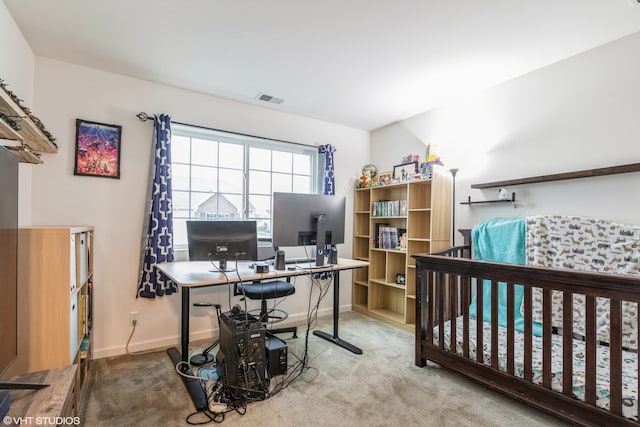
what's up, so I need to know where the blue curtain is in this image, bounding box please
[318,144,336,196]
[137,114,176,298]
[317,144,336,278]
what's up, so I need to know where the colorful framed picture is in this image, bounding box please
[376,171,392,186]
[74,119,122,179]
[393,161,418,181]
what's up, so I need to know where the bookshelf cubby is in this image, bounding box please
[351,168,451,331]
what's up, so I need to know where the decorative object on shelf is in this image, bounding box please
[361,163,377,179]
[393,161,418,181]
[498,187,510,200]
[376,171,392,186]
[74,119,122,179]
[401,154,420,164]
[356,167,375,188]
[395,273,406,285]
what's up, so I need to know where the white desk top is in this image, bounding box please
[155,257,369,288]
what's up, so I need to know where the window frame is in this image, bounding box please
[170,123,321,248]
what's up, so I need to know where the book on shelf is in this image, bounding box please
[372,199,407,217]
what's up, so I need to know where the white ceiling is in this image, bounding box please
[5,0,640,130]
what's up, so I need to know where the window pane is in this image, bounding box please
[219,168,244,193]
[173,218,188,246]
[272,172,292,193]
[272,151,292,173]
[255,219,271,240]
[190,192,215,212]
[248,194,271,218]
[249,170,271,194]
[172,190,191,217]
[218,193,243,218]
[191,165,217,192]
[192,138,217,167]
[171,135,190,164]
[293,153,311,175]
[172,163,191,191]
[219,142,244,169]
[250,147,271,170]
[293,175,311,193]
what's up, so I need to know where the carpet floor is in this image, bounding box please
[79,311,567,427]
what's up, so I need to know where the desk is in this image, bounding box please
[155,257,368,410]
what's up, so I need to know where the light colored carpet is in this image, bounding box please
[79,312,567,426]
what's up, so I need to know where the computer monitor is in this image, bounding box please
[186,220,258,272]
[272,193,345,266]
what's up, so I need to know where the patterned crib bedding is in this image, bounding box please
[434,316,639,420]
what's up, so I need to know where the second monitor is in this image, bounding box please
[186,220,258,272]
[272,192,345,266]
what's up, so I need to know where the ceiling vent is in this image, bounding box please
[256,92,285,105]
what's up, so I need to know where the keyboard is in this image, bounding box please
[249,257,315,268]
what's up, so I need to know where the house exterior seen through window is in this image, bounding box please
[170,124,318,247]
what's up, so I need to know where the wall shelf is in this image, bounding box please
[471,162,640,189]
[461,192,516,205]
[0,82,57,163]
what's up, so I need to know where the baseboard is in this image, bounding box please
[94,305,349,359]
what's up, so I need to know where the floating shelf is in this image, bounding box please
[471,163,640,189]
[461,192,516,205]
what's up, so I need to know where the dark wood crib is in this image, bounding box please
[414,245,640,426]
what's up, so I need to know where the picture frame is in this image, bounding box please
[393,161,418,181]
[74,119,122,179]
[376,171,392,186]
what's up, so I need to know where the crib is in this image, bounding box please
[413,216,640,426]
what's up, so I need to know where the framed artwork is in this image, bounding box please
[74,119,122,179]
[393,161,418,181]
[376,171,392,186]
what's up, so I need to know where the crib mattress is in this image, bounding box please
[433,317,638,420]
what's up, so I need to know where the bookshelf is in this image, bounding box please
[351,168,451,331]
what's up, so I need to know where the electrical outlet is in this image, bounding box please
[129,311,140,326]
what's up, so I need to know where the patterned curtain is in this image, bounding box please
[317,144,336,277]
[137,114,176,298]
[318,144,335,196]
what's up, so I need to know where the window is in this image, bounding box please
[170,123,318,247]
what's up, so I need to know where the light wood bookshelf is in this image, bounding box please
[4,227,93,401]
[351,168,451,332]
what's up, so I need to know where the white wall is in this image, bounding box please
[27,58,369,358]
[372,30,640,244]
[0,2,34,225]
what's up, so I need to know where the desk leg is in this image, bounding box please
[167,286,208,411]
[313,271,363,354]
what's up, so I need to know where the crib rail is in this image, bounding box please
[413,252,640,427]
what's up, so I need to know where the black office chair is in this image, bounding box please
[235,279,297,338]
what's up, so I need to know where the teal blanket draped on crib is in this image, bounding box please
[468,217,538,334]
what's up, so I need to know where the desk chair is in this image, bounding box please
[235,279,297,338]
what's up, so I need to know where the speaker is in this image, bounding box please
[275,250,285,270]
[329,245,338,264]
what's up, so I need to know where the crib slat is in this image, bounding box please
[438,271,445,351]
[449,272,457,354]
[610,298,622,416]
[506,282,515,375]
[524,285,533,383]
[562,291,573,397]
[427,269,433,344]
[477,278,484,364]
[585,295,596,405]
[543,288,552,389]
[462,275,470,359]
[491,280,499,369]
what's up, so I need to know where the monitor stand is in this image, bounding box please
[209,259,236,273]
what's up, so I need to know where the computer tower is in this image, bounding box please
[217,308,267,400]
[265,335,287,377]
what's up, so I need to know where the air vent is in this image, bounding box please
[256,92,285,105]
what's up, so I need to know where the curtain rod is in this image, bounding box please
[135,112,334,151]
